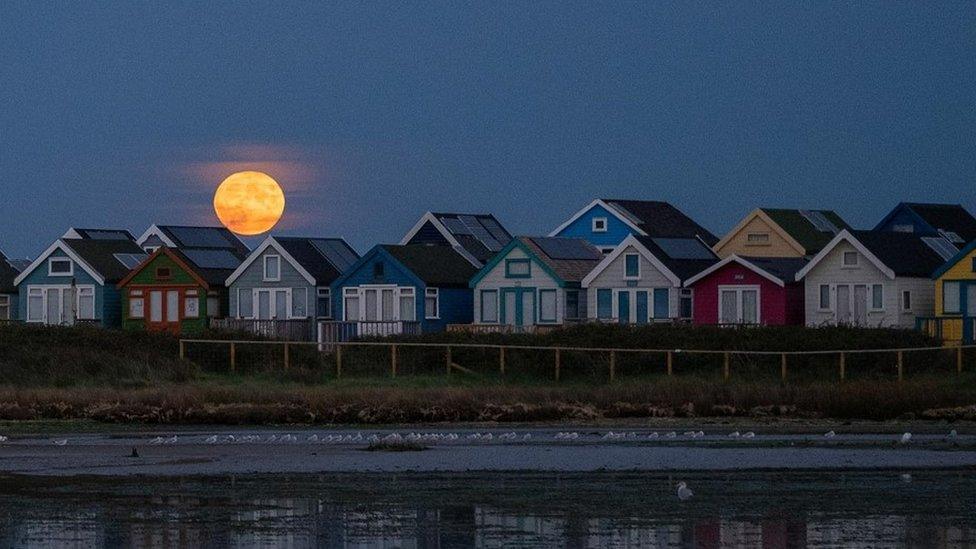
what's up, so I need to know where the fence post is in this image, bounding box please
[839,352,845,381]
[667,351,673,376]
[179,340,185,361]
[554,348,561,381]
[336,345,342,379]
[609,350,616,382]
[283,343,290,371]
[230,342,236,373]
[958,346,963,374]
[780,353,787,381]
[391,344,397,378]
[499,347,506,375]
[446,346,452,375]
[897,350,904,382]
[723,352,730,381]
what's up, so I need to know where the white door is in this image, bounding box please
[166,291,180,322]
[853,285,868,325]
[257,291,272,320]
[741,290,758,324]
[503,291,517,326]
[150,291,163,322]
[274,290,289,319]
[720,290,737,324]
[46,288,61,325]
[836,286,851,324]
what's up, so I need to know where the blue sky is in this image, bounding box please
[1,2,973,258]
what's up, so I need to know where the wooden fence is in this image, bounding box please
[178,338,976,383]
[210,318,315,341]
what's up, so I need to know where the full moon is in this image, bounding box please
[213,171,286,235]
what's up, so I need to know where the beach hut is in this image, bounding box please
[713,208,851,259]
[923,239,976,343]
[684,255,807,326]
[399,211,513,267]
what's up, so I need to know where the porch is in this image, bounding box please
[916,316,976,345]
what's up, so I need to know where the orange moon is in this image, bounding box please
[213,171,285,235]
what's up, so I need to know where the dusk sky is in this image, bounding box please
[1,2,973,259]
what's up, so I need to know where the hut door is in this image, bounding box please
[835,286,851,324]
[852,285,868,325]
[165,290,180,333]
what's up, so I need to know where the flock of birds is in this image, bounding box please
[8,428,958,448]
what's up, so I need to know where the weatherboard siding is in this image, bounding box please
[405,221,451,246]
[584,244,680,319]
[229,246,314,319]
[16,248,112,327]
[553,204,636,249]
[714,215,802,258]
[472,247,570,325]
[802,241,932,328]
[119,253,208,334]
[934,246,976,317]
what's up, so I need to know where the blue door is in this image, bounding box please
[635,291,648,324]
[653,288,669,320]
[618,291,630,324]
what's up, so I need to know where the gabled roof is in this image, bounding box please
[399,211,513,266]
[61,239,148,283]
[225,236,360,287]
[685,255,808,287]
[381,245,479,287]
[931,238,976,279]
[796,230,946,281]
[117,247,211,290]
[549,199,718,245]
[759,209,851,253]
[875,203,976,243]
[137,224,250,259]
[0,250,22,293]
[62,228,136,241]
[582,234,718,287]
[521,237,604,284]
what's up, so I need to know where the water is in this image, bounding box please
[1,470,974,547]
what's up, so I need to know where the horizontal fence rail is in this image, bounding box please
[179,337,976,383]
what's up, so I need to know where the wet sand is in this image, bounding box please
[1,427,975,477]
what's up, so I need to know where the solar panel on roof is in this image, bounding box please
[113,253,146,269]
[651,238,715,260]
[85,230,131,240]
[531,238,599,260]
[459,215,503,252]
[480,218,511,244]
[938,229,965,244]
[167,227,234,248]
[799,211,840,234]
[441,217,472,235]
[922,237,958,261]
[182,249,241,270]
[311,239,358,271]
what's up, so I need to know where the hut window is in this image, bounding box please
[0,296,9,320]
[207,294,219,318]
[971,257,976,272]
[892,224,914,233]
[842,252,858,267]
[156,267,171,280]
[870,284,884,311]
[624,254,640,279]
[27,288,43,321]
[943,281,961,314]
[48,258,73,276]
[592,218,608,232]
[901,290,912,311]
[424,288,439,319]
[819,285,830,310]
[597,289,612,320]
[564,290,580,320]
[317,288,332,319]
[343,288,361,321]
[129,291,144,319]
[480,290,498,323]
[263,255,281,282]
[679,289,693,320]
[538,289,557,323]
[505,259,531,278]
[747,233,770,244]
[400,288,416,321]
[185,290,199,318]
[77,287,95,319]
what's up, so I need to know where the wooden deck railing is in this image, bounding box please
[446,324,558,335]
[210,318,316,341]
[916,316,976,344]
[318,320,422,344]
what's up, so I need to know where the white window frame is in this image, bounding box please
[424,288,439,319]
[184,289,200,318]
[538,288,558,324]
[48,258,73,277]
[253,287,292,320]
[943,281,961,314]
[623,253,640,280]
[343,285,418,322]
[678,288,693,320]
[599,247,615,255]
[480,289,499,323]
[592,217,608,232]
[129,290,145,319]
[263,255,281,282]
[901,290,912,312]
[718,285,761,325]
[143,246,159,254]
[818,284,831,311]
[746,232,770,245]
[842,251,858,267]
[25,284,96,324]
[317,288,332,319]
[870,284,884,312]
[0,295,10,320]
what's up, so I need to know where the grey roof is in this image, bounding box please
[738,256,810,284]
[65,228,136,241]
[274,237,360,285]
[414,212,513,264]
[0,250,21,294]
[603,199,719,246]
[759,209,852,254]
[156,225,250,259]
[903,203,976,243]
[634,236,719,281]
[382,245,479,287]
[523,237,604,284]
[851,230,947,278]
[61,239,147,283]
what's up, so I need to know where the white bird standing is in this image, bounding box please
[665,432,677,439]
[728,431,740,438]
[676,482,694,501]
[0,435,8,443]
[648,432,659,440]
[204,435,219,444]
[742,431,755,439]
[900,432,912,444]
[824,431,836,439]
[164,435,178,445]
[52,439,67,446]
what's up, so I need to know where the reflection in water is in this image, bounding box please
[0,471,974,547]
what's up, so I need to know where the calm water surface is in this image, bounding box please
[0,470,974,548]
